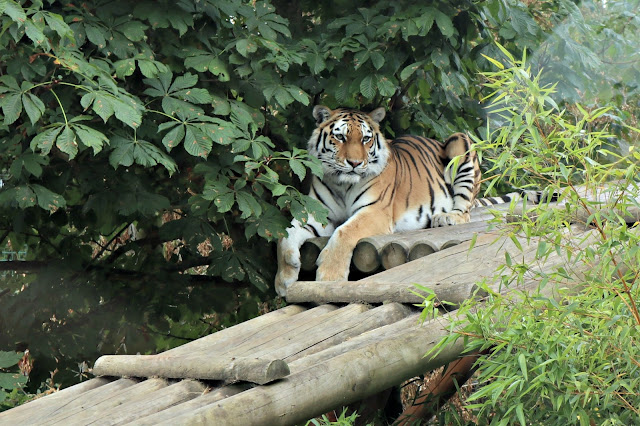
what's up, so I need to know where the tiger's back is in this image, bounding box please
[378,134,481,231]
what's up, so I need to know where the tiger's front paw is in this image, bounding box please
[431,211,470,227]
[275,239,301,297]
[315,245,350,281]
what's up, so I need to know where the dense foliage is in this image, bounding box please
[429,49,640,425]
[0,0,638,416]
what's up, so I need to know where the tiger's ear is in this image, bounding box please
[313,105,332,125]
[368,107,386,123]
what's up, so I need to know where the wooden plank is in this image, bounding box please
[286,280,481,305]
[184,304,341,359]
[153,312,466,426]
[164,304,307,357]
[288,312,423,374]
[93,355,289,385]
[56,378,169,426]
[27,378,142,425]
[300,219,499,275]
[133,383,253,425]
[255,303,412,363]
[133,304,412,424]
[87,379,206,426]
[287,226,594,305]
[0,377,112,424]
[157,227,603,425]
[357,227,591,290]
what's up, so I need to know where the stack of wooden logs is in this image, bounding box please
[300,204,510,274]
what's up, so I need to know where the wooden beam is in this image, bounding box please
[92,355,289,385]
[0,377,112,424]
[164,304,307,357]
[285,280,483,305]
[300,220,498,275]
[152,311,468,426]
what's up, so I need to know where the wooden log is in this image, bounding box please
[302,220,497,274]
[255,303,412,363]
[288,313,423,374]
[380,241,410,270]
[300,237,328,271]
[352,237,383,273]
[507,203,640,225]
[408,240,437,261]
[134,383,253,425]
[88,379,206,426]
[92,355,289,385]
[156,312,467,426]
[186,304,344,359]
[47,378,169,426]
[287,225,595,305]
[286,280,483,305]
[164,304,307,357]
[0,377,112,424]
[27,378,149,425]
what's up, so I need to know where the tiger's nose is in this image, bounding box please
[347,159,363,168]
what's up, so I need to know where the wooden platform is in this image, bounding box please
[0,205,597,425]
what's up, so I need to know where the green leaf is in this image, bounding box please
[184,53,230,81]
[85,24,107,48]
[73,124,109,154]
[110,96,142,128]
[22,93,45,125]
[0,351,21,369]
[1,92,22,125]
[24,19,47,46]
[114,59,136,79]
[360,75,376,99]
[518,353,528,381]
[162,124,185,151]
[434,11,454,38]
[203,182,234,213]
[135,140,177,173]
[377,75,396,97]
[31,184,66,211]
[56,126,78,158]
[15,185,36,208]
[236,191,262,219]
[109,140,134,168]
[289,159,306,181]
[285,86,310,106]
[370,51,385,70]
[118,21,148,41]
[43,12,73,39]
[236,38,258,57]
[30,125,63,155]
[20,153,46,177]
[169,73,198,92]
[2,0,26,25]
[183,126,211,157]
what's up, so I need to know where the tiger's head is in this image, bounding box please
[308,105,389,185]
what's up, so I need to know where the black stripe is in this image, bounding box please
[305,224,320,237]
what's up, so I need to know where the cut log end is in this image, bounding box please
[353,240,381,273]
[300,237,328,271]
[381,242,409,270]
[408,242,436,261]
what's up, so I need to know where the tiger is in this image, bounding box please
[274,105,489,297]
[274,105,562,296]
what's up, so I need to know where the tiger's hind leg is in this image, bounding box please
[432,133,480,227]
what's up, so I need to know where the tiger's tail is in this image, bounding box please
[472,189,559,209]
